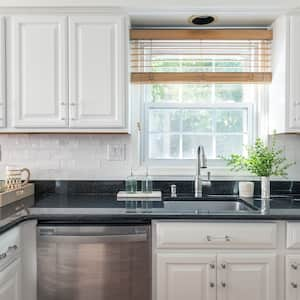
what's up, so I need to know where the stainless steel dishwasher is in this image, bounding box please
[37,225,151,300]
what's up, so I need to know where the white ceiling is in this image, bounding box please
[0,0,298,10]
[130,11,279,27]
[0,0,299,27]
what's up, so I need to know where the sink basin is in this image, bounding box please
[163,200,256,213]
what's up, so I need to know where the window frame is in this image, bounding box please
[140,84,258,168]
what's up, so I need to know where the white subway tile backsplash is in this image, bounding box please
[0,133,299,180]
[0,134,133,179]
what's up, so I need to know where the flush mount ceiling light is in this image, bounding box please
[188,15,216,25]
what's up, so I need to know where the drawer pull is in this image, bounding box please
[0,244,18,260]
[206,235,231,242]
[291,264,298,270]
[291,282,298,289]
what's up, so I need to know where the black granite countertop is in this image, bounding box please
[2,191,300,234]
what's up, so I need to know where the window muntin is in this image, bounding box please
[143,83,256,164]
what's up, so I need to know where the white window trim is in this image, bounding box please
[130,84,269,178]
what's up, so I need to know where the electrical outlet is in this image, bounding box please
[107,144,126,161]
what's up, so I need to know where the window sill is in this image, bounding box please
[134,166,295,181]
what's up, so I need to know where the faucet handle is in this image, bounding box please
[207,171,211,181]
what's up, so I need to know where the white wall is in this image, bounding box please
[0,133,299,180]
[0,0,297,10]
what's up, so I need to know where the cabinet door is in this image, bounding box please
[11,16,68,128]
[156,252,216,300]
[218,253,276,300]
[0,258,22,300]
[69,15,127,129]
[289,15,300,130]
[286,255,300,300]
[0,17,5,128]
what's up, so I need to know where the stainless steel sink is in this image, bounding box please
[163,200,256,213]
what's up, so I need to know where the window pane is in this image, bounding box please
[216,110,246,133]
[149,110,181,132]
[182,110,213,132]
[151,84,181,103]
[215,84,243,103]
[182,85,212,103]
[149,134,180,159]
[216,135,244,157]
[151,84,212,103]
[183,135,213,159]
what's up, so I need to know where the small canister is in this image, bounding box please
[238,181,254,198]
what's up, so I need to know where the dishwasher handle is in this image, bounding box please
[38,228,148,243]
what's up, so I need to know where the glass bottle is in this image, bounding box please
[141,168,153,193]
[125,168,137,194]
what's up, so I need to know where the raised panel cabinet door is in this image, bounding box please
[0,17,5,128]
[11,16,68,128]
[0,258,22,300]
[217,253,276,300]
[289,15,300,130]
[286,255,300,300]
[156,253,216,300]
[69,15,128,129]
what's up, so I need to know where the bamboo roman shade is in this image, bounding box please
[130,29,272,84]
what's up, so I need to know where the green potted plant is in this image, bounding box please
[223,136,295,199]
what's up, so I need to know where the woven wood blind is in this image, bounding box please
[130,29,272,84]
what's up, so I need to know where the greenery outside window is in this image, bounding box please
[141,83,260,166]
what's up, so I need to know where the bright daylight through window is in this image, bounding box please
[143,83,258,162]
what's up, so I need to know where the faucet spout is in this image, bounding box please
[197,145,207,174]
[195,145,210,198]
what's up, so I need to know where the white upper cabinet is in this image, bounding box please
[5,12,129,132]
[69,15,127,129]
[10,16,68,128]
[270,14,300,133]
[0,17,5,128]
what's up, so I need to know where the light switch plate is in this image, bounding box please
[107,144,126,161]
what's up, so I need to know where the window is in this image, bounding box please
[142,83,260,165]
[131,29,272,167]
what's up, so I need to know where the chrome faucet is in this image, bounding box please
[194,145,211,198]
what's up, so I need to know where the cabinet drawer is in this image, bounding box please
[0,226,20,258]
[286,222,300,249]
[155,222,277,249]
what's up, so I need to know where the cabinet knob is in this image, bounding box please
[210,264,215,269]
[221,264,226,269]
[291,282,298,289]
[221,282,226,288]
[210,282,215,288]
[291,264,298,270]
[70,103,76,106]
[60,102,66,106]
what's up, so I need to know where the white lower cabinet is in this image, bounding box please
[156,253,216,300]
[217,254,276,300]
[154,222,278,300]
[155,252,276,300]
[0,258,22,300]
[0,220,37,300]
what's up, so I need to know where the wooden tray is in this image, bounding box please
[0,184,34,208]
